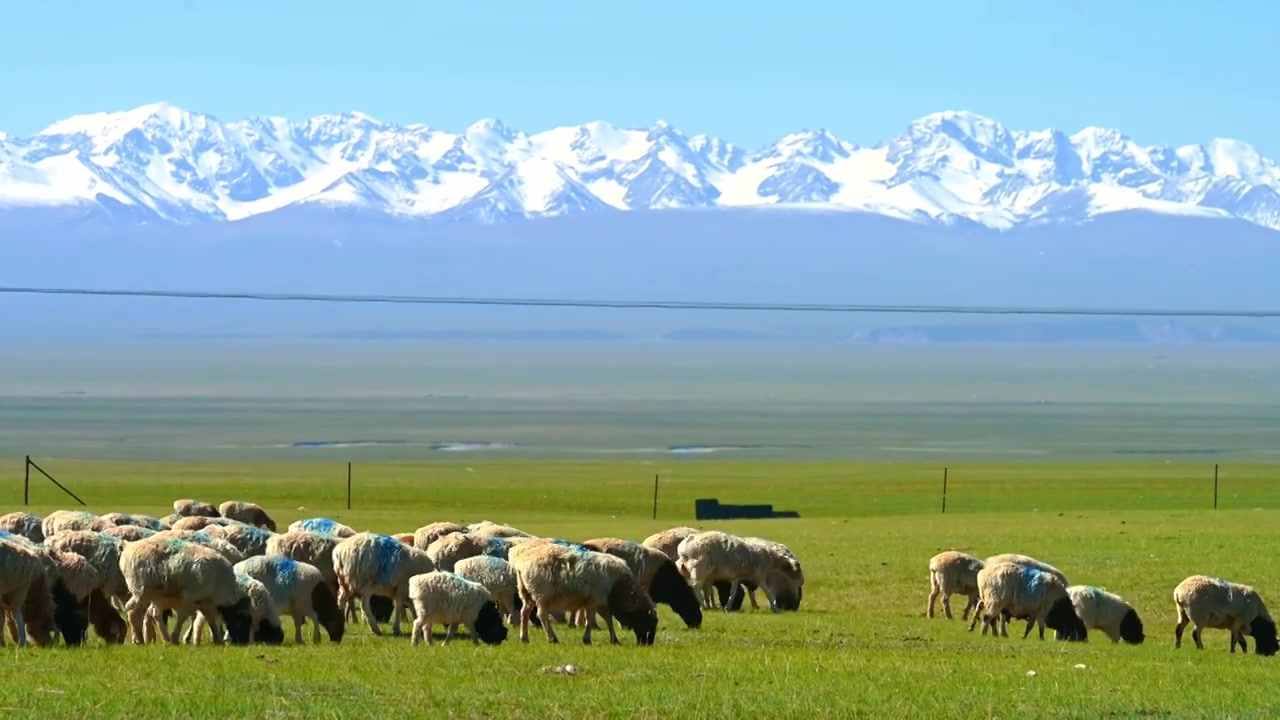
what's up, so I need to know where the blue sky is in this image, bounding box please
[3,0,1276,154]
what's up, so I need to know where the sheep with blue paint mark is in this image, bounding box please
[968,552,1070,631]
[453,555,521,624]
[119,536,254,645]
[217,500,277,531]
[675,531,802,613]
[1174,575,1278,655]
[508,538,658,646]
[264,529,391,625]
[927,551,985,620]
[413,522,469,550]
[972,560,1087,641]
[150,529,247,565]
[582,537,703,629]
[4,534,126,646]
[408,570,509,646]
[172,499,221,518]
[0,537,82,647]
[183,574,284,645]
[0,512,45,543]
[427,532,526,571]
[218,523,276,558]
[101,525,157,543]
[289,518,357,539]
[42,510,99,539]
[1065,585,1144,644]
[91,513,170,532]
[232,555,345,644]
[333,531,437,636]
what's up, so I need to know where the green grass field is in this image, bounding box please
[5,458,1280,719]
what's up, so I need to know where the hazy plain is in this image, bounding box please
[3,340,1279,462]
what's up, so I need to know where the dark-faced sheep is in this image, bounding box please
[408,571,509,646]
[973,561,1087,641]
[676,531,802,612]
[581,536,703,629]
[0,537,83,647]
[183,574,285,646]
[1174,575,1278,656]
[1065,585,1144,645]
[119,536,254,646]
[333,532,436,636]
[927,551,985,620]
[218,501,277,531]
[508,539,658,646]
[233,555,344,644]
[266,529,393,626]
[453,555,521,625]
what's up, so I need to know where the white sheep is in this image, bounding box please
[44,530,131,611]
[218,500,278,531]
[408,570,509,646]
[100,525,158,543]
[182,574,285,645]
[0,512,45,543]
[641,526,702,560]
[218,523,276,558]
[1066,585,1145,644]
[170,516,243,533]
[972,560,1087,641]
[453,555,521,624]
[41,510,98,539]
[581,536,704,629]
[466,521,533,539]
[332,531,436,636]
[94,513,170,532]
[232,555,345,644]
[508,539,658,645]
[149,529,246,565]
[675,531,802,612]
[969,552,1069,629]
[289,518,357,538]
[172,499,221,518]
[0,537,82,647]
[118,536,255,645]
[427,532,525,571]
[927,550,985,620]
[1174,575,1278,655]
[413,522,469,550]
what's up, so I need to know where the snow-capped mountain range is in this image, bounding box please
[2,101,1280,231]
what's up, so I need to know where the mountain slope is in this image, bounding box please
[2,104,1278,231]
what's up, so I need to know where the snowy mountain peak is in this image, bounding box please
[4,102,1280,232]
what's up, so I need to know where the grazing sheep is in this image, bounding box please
[44,530,130,609]
[232,556,345,644]
[332,532,436,636]
[641,526,702,560]
[972,561,1087,641]
[0,512,45,543]
[581,537,703,629]
[184,574,285,645]
[676,531,802,612]
[150,530,246,565]
[467,521,533,539]
[0,538,83,647]
[413,522,469,550]
[170,516,243,533]
[1174,575,1278,655]
[266,529,393,626]
[42,510,98,539]
[100,525,157,543]
[427,532,521,571]
[392,533,415,545]
[289,518,357,539]
[94,513,170,532]
[119,536,254,645]
[984,553,1068,585]
[927,551,985,620]
[454,555,521,624]
[408,571,509,646]
[1065,585,1145,645]
[44,549,127,645]
[217,523,276,558]
[217,501,277,531]
[172,499,221,518]
[508,539,658,646]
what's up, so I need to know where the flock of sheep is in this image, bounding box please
[0,500,804,649]
[927,550,1279,655]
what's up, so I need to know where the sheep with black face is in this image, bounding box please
[119,536,254,646]
[0,534,85,647]
[233,555,345,644]
[333,532,436,636]
[508,538,658,646]
[676,531,802,613]
[1174,575,1278,656]
[973,560,1087,642]
[1063,585,1144,645]
[581,537,703,629]
[408,570,509,646]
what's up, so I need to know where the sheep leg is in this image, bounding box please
[962,593,978,621]
[968,602,984,631]
[1234,630,1248,653]
[125,597,148,645]
[539,607,559,643]
[601,610,622,645]
[467,621,482,646]
[168,609,193,645]
[359,594,383,636]
[1174,610,1190,648]
[391,591,408,636]
[410,616,430,646]
[442,623,456,646]
[1191,624,1205,650]
[3,613,16,645]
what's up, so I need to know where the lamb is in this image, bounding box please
[172,499,221,518]
[927,551,985,620]
[408,571,509,646]
[675,531,802,612]
[217,523,276,558]
[100,525,158,543]
[118,536,254,645]
[217,500,278,531]
[508,539,658,645]
[232,555,345,644]
[0,512,45,543]
[266,529,393,625]
[0,537,83,647]
[1066,585,1145,644]
[453,555,521,624]
[93,513,170,532]
[289,518,357,538]
[581,537,703,629]
[413,522,469,550]
[1173,575,1278,655]
[971,560,1087,641]
[41,510,98,538]
[332,531,436,636]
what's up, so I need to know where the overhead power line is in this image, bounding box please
[0,285,1277,318]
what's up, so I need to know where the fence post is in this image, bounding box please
[1213,463,1219,510]
[346,462,352,510]
[652,474,660,520]
[23,455,30,506]
[941,467,949,514]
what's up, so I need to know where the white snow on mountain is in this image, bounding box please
[2,102,1279,231]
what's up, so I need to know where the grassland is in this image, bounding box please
[4,458,1280,719]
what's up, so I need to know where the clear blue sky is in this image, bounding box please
[3,0,1277,154]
